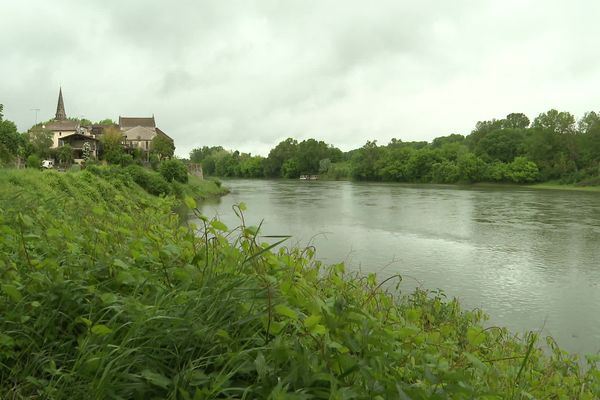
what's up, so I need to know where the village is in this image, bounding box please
[38,88,175,168]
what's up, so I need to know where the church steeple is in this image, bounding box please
[55,87,66,120]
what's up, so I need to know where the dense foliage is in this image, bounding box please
[0,170,598,398]
[190,109,600,185]
[159,159,189,184]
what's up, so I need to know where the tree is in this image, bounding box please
[532,109,576,134]
[97,118,116,125]
[57,144,74,165]
[264,138,298,177]
[502,113,530,129]
[506,157,539,183]
[0,105,20,165]
[26,128,53,158]
[431,134,465,148]
[100,127,124,164]
[577,111,600,134]
[475,129,526,162]
[457,153,486,182]
[159,159,188,183]
[151,135,175,160]
[26,154,41,169]
[351,141,382,180]
[190,146,224,164]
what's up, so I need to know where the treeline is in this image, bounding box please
[190,109,600,185]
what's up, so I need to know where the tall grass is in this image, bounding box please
[0,169,598,399]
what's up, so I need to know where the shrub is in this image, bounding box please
[125,164,171,196]
[26,154,41,169]
[506,157,540,183]
[159,159,188,183]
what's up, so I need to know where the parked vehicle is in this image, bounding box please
[42,160,54,169]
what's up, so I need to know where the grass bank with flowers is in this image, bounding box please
[0,169,598,399]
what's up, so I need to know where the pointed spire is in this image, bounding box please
[55,87,66,120]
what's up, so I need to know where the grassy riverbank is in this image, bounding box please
[0,169,598,398]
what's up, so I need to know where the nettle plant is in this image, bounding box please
[0,170,598,399]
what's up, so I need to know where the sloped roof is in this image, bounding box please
[156,127,173,141]
[123,125,156,141]
[45,119,79,131]
[119,116,156,130]
[60,133,99,142]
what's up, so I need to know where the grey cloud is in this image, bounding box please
[2,1,600,158]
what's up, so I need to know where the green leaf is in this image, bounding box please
[466,327,485,347]
[184,196,197,209]
[141,369,171,389]
[464,351,487,371]
[215,329,230,339]
[405,308,421,323]
[2,284,22,302]
[274,304,298,320]
[91,324,113,336]
[255,353,267,378]
[116,271,136,285]
[310,324,328,336]
[113,259,130,270]
[210,220,228,232]
[304,314,321,329]
[76,317,92,327]
[238,202,247,211]
[0,333,15,348]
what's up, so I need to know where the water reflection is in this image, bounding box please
[199,179,600,356]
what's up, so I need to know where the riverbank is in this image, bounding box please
[216,175,600,193]
[527,182,600,192]
[0,170,598,398]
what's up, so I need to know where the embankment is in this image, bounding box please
[0,169,597,398]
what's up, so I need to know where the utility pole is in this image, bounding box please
[30,108,40,125]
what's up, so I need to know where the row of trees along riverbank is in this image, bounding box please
[190,109,600,185]
[0,168,598,397]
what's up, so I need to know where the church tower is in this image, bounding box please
[55,87,66,120]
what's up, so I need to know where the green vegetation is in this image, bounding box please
[190,109,600,187]
[0,169,598,398]
[83,164,227,199]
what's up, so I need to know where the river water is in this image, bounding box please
[199,179,600,356]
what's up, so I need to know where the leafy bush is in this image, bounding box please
[506,157,540,183]
[159,159,188,183]
[124,164,171,196]
[26,154,40,169]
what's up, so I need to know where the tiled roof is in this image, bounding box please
[156,127,173,141]
[119,116,156,129]
[45,119,79,131]
[61,133,99,142]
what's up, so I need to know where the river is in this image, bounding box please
[199,179,600,356]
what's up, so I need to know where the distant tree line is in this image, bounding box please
[189,109,600,185]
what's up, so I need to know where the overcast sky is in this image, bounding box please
[2,0,600,157]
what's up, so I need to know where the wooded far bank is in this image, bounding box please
[190,109,600,186]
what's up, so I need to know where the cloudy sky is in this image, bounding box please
[2,0,600,157]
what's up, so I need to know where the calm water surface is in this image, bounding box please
[199,179,600,356]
